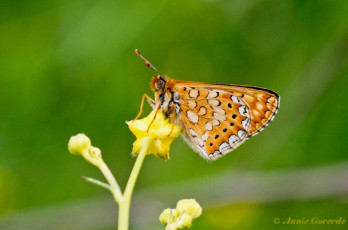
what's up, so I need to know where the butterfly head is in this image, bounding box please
[150,76,166,92]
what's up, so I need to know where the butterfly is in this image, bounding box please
[133,49,280,160]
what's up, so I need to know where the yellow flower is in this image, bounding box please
[127,110,181,159]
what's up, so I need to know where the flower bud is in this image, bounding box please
[68,134,104,167]
[68,133,91,156]
[159,208,171,225]
[176,199,202,219]
[177,213,193,228]
[89,146,101,159]
[86,146,103,167]
[159,208,179,226]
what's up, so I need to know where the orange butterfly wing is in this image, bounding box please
[171,81,279,160]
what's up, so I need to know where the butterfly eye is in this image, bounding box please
[156,78,166,91]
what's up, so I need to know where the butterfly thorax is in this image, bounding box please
[151,76,179,117]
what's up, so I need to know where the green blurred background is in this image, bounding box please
[0,0,347,229]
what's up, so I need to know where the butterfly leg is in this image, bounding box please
[133,94,155,121]
[147,102,162,132]
[167,104,176,137]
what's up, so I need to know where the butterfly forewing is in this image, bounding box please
[172,81,279,160]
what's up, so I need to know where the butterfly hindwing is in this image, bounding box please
[225,86,279,137]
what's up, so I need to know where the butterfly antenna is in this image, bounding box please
[135,49,161,76]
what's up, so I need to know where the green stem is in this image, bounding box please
[81,176,111,191]
[99,161,123,204]
[118,136,153,230]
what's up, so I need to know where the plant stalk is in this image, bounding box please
[118,136,152,230]
[99,161,123,204]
